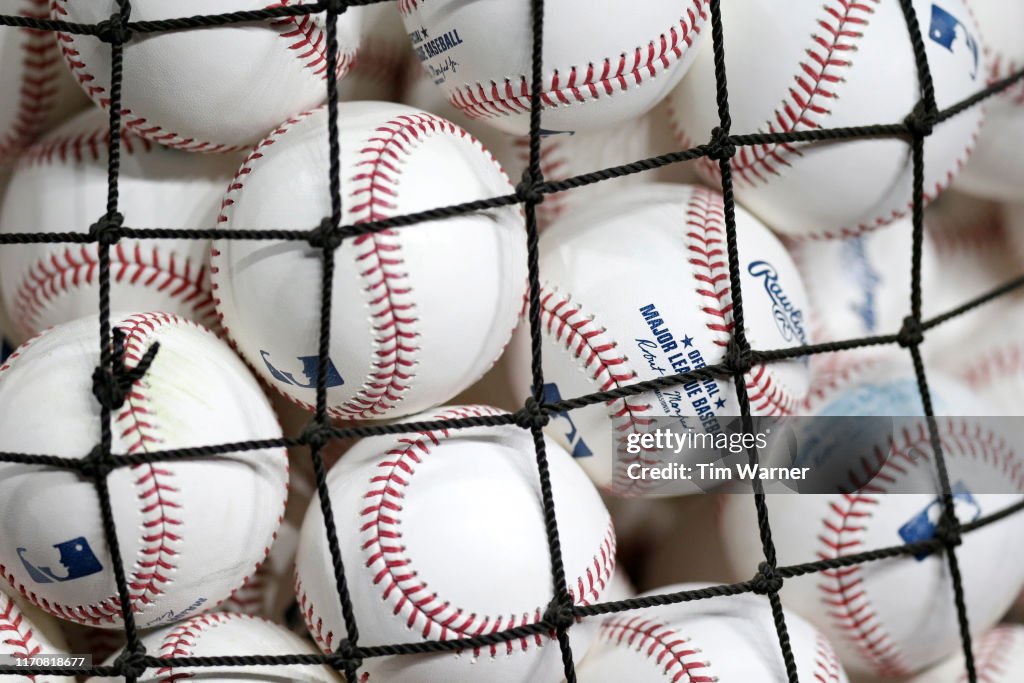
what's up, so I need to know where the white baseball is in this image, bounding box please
[1,589,75,683]
[52,1,362,153]
[294,404,616,683]
[212,101,526,421]
[719,361,1024,678]
[0,0,88,165]
[88,612,341,682]
[0,108,239,343]
[398,0,710,135]
[951,0,1024,201]
[338,1,412,103]
[907,625,1024,683]
[508,183,811,494]
[669,0,985,239]
[0,313,288,630]
[576,584,849,682]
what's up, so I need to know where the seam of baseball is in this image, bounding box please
[815,419,1021,677]
[13,242,216,341]
[962,624,1018,683]
[156,612,268,683]
[51,0,353,154]
[597,616,713,681]
[963,341,1022,393]
[538,283,660,495]
[985,36,1024,105]
[802,358,878,412]
[404,0,708,121]
[328,114,431,420]
[267,0,356,80]
[0,0,62,161]
[684,187,797,416]
[700,0,881,185]
[0,597,44,663]
[677,0,982,241]
[296,404,617,656]
[814,632,845,682]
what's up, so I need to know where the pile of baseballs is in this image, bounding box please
[0,1,1021,681]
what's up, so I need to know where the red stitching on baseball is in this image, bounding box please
[963,341,1023,392]
[0,596,44,672]
[684,187,796,416]
[295,405,617,658]
[416,2,709,123]
[962,625,1019,683]
[708,0,881,186]
[538,284,661,494]
[156,612,275,683]
[598,616,714,682]
[815,418,1021,677]
[814,632,845,683]
[12,243,216,341]
[50,0,354,154]
[0,0,64,162]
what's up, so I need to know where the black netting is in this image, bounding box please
[0,0,1021,681]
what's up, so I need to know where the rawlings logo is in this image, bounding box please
[17,537,103,583]
[841,236,883,333]
[747,261,808,346]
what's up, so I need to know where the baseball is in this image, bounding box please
[719,361,1024,678]
[88,612,341,682]
[576,584,848,682]
[951,0,1024,201]
[669,0,984,239]
[0,108,239,342]
[509,183,810,494]
[0,0,87,165]
[1,589,76,683]
[212,101,526,421]
[52,0,362,153]
[293,404,616,683]
[0,313,288,630]
[399,0,710,135]
[906,624,1024,683]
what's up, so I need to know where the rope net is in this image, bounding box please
[0,0,1021,681]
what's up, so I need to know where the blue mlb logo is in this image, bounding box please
[898,481,982,560]
[17,537,104,583]
[929,4,979,79]
[544,383,592,458]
